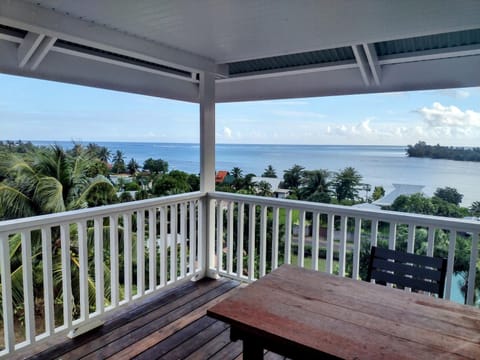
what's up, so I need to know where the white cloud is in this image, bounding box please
[223,127,233,138]
[272,110,325,119]
[418,102,480,128]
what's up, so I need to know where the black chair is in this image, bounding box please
[366,246,448,298]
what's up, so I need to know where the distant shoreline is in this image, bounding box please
[407,141,480,162]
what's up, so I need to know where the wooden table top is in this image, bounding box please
[207,265,480,359]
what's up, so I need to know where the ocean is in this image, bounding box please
[32,141,480,206]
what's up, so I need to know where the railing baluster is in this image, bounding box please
[370,219,378,247]
[272,207,279,270]
[197,200,204,275]
[248,203,256,281]
[298,210,306,268]
[444,229,457,300]
[326,213,334,274]
[427,227,435,257]
[78,221,89,321]
[137,210,145,296]
[21,231,35,344]
[338,216,348,277]
[227,201,234,275]
[189,201,196,275]
[94,218,104,314]
[352,217,362,279]
[407,223,415,253]
[180,203,187,278]
[148,208,157,290]
[160,206,167,286]
[312,212,320,271]
[388,222,397,250]
[216,201,224,273]
[41,227,54,335]
[20,230,35,344]
[285,208,292,265]
[466,232,479,305]
[110,216,119,307]
[171,205,178,282]
[0,232,15,353]
[259,205,267,277]
[60,223,72,329]
[237,202,245,277]
[123,214,132,301]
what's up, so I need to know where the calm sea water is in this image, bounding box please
[33,141,480,206]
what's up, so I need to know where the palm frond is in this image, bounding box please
[33,176,66,213]
[0,184,35,219]
[69,175,113,210]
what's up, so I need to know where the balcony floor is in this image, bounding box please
[11,277,286,360]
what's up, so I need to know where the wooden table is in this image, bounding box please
[207,265,480,359]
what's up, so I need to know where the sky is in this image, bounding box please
[1,73,479,146]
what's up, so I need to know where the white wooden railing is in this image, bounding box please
[0,192,204,357]
[209,192,480,303]
[2,191,480,357]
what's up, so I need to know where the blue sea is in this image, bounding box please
[32,141,480,206]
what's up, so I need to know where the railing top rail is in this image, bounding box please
[0,191,205,233]
[209,192,480,233]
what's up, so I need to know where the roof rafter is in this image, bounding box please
[17,31,43,68]
[0,0,227,76]
[363,43,381,86]
[352,45,370,86]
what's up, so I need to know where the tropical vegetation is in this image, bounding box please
[407,141,480,162]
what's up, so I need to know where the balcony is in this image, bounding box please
[1,192,479,358]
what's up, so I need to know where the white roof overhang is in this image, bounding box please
[0,0,479,103]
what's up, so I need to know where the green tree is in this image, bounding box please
[0,145,114,219]
[390,193,436,215]
[470,201,480,216]
[111,150,126,174]
[231,167,244,191]
[283,164,305,192]
[333,167,362,202]
[127,158,140,175]
[434,187,463,206]
[372,186,385,201]
[143,158,168,174]
[152,170,191,196]
[256,181,273,197]
[262,165,277,178]
[299,169,329,200]
[86,143,111,163]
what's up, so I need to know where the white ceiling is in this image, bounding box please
[0,0,479,102]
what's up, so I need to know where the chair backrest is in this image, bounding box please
[366,246,448,298]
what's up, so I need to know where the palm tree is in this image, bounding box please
[127,158,140,175]
[0,145,113,219]
[262,165,277,178]
[111,150,126,174]
[257,181,273,197]
[470,201,480,216]
[0,145,115,327]
[333,167,363,202]
[299,169,329,199]
[283,164,305,191]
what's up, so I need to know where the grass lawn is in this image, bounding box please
[288,255,338,273]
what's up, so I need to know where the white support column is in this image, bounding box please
[199,71,217,279]
[200,71,216,193]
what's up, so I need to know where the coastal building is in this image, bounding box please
[373,184,425,207]
[215,170,229,184]
[1,1,480,358]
